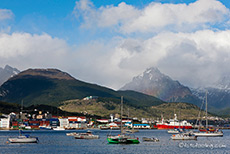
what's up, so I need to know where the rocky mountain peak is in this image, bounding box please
[0,65,20,85]
[120,67,193,102]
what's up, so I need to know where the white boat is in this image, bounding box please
[74,131,99,139]
[167,128,183,134]
[8,134,38,143]
[39,126,52,130]
[193,130,223,137]
[171,132,197,140]
[142,137,159,142]
[66,132,78,136]
[52,127,65,131]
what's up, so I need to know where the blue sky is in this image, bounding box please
[0,0,230,89]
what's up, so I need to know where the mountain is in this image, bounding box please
[120,67,200,105]
[191,76,230,114]
[0,65,20,86]
[0,68,164,108]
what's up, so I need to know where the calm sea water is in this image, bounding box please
[0,129,229,154]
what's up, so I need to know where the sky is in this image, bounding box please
[0,0,230,89]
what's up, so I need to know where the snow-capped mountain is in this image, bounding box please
[0,65,20,86]
[191,76,230,112]
[120,67,200,104]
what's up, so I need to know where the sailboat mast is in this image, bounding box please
[121,96,123,134]
[205,91,208,128]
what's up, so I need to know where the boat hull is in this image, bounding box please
[156,125,193,129]
[193,132,223,137]
[8,136,38,143]
[107,136,139,144]
[74,135,99,139]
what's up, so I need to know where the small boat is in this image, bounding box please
[66,132,78,136]
[52,127,65,131]
[123,129,139,134]
[39,126,52,130]
[142,137,159,142]
[100,126,110,130]
[74,131,99,139]
[107,134,139,144]
[167,128,183,134]
[171,132,197,140]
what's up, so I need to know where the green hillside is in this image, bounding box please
[60,99,206,119]
[0,69,164,108]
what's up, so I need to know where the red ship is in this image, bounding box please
[154,114,193,129]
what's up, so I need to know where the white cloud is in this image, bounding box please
[0,32,71,70]
[0,9,13,21]
[112,30,230,88]
[74,0,230,33]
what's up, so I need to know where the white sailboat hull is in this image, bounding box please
[193,132,223,137]
[8,136,38,143]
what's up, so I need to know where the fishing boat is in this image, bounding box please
[8,130,38,143]
[142,137,159,142]
[74,130,99,139]
[193,91,223,137]
[171,132,197,140]
[155,114,193,129]
[107,96,139,144]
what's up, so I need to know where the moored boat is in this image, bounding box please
[66,132,78,136]
[142,137,159,142]
[167,128,183,134]
[107,96,139,144]
[39,126,52,130]
[193,129,223,137]
[52,127,65,131]
[8,135,39,143]
[155,114,193,129]
[193,91,223,137]
[74,130,99,139]
[171,132,197,140]
[107,134,139,144]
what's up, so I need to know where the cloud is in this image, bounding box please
[112,30,230,88]
[74,0,230,33]
[0,32,71,70]
[0,9,13,21]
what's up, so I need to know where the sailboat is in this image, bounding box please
[8,130,39,143]
[193,91,223,137]
[107,96,139,144]
[8,101,39,143]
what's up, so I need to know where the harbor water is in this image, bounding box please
[0,129,229,154]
